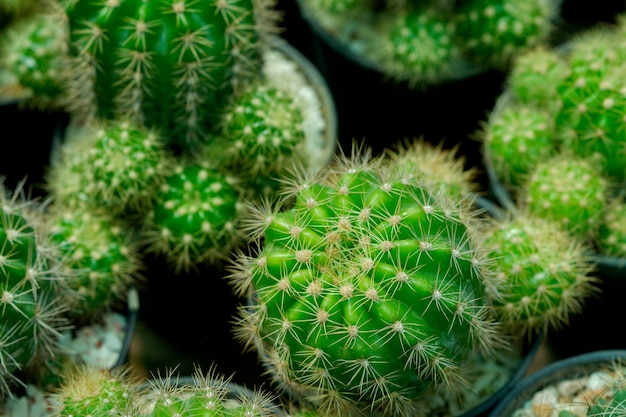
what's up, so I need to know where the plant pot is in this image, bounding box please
[489,350,626,417]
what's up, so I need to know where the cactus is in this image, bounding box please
[454,0,558,68]
[598,197,626,258]
[523,154,607,241]
[61,0,279,148]
[142,159,247,272]
[481,105,556,187]
[479,211,597,336]
[0,181,70,398]
[47,206,143,317]
[228,148,501,416]
[0,6,68,108]
[46,119,172,216]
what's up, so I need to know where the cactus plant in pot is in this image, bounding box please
[226,140,598,417]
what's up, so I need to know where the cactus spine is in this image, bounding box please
[229,149,501,416]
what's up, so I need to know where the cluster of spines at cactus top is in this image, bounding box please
[228,145,503,416]
[61,0,280,149]
[480,16,626,256]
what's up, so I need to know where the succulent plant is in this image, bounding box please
[0,6,68,108]
[0,181,70,398]
[229,148,502,416]
[142,159,247,272]
[61,0,280,148]
[46,119,172,216]
[479,211,597,336]
[598,196,626,258]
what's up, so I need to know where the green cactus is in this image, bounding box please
[481,105,556,187]
[523,154,607,241]
[480,211,597,336]
[142,159,246,272]
[229,149,501,416]
[61,0,279,148]
[46,119,172,216]
[47,206,143,317]
[0,181,70,397]
[0,7,68,108]
[454,0,558,68]
[598,197,626,258]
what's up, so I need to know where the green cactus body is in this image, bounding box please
[0,183,69,397]
[481,213,596,335]
[454,0,557,67]
[0,9,68,108]
[63,0,274,148]
[230,154,499,416]
[385,8,457,85]
[53,366,141,417]
[483,105,556,187]
[507,46,568,108]
[209,81,306,193]
[144,161,245,271]
[524,154,607,241]
[309,0,360,14]
[48,208,142,316]
[554,32,626,183]
[47,119,171,215]
[599,198,626,257]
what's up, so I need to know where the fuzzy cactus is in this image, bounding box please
[142,159,246,272]
[46,119,172,216]
[0,7,68,108]
[481,105,556,187]
[479,211,597,336]
[0,181,70,397]
[454,0,558,68]
[47,206,143,317]
[229,149,501,416]
[61,0,279,148]
[523,154,607,241]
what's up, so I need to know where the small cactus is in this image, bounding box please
[61,0,279,148]
[142,159,247,272]
[229,148,501,416]
[479,211,597,336]
[598,197,626,258]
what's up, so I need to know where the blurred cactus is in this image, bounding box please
[598,197,626,257]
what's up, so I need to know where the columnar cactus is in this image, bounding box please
[0,181,69,397]
[46,119,172,216]
[479,211,597,336]
[142,159,247,272]
[62,0,279,148]
[229,149,501,416]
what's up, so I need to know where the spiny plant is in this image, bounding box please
[142,158,247,272]
[0,5,68,108]
[46,119,172,217]
[46,206,144,318]
[61,0,280,149]
[228,146,503,417]
[0,180,70,398]
[206,79,307,195]
[598,196,626,258]
[479,210,597,337]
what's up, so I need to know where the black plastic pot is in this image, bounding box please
[489,350,626,417]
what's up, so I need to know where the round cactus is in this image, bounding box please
[523,154,607,241]
[0,7,68,108]
[142,160,246,272]
[47,206,143,317]
[480,212,597,336]
[454,0,558,68]
[598,197,626,258]
[229,150,501,416]
[61,0,279,148]
[482,105,556,187]
[46,119,172,216]
[0,181,70,397]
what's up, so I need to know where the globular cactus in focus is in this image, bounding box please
[46,119,172,216]
[61,0,280,148]
[0,6,68,108]
[0,181,70,397]
[479,211,597,336]
[229,148,502,416]
[142,159,247,272]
